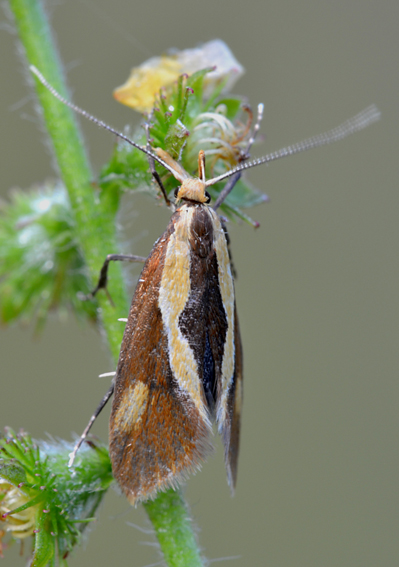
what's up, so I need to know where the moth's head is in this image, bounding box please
[175,178,211,204]
[154,148,211,205]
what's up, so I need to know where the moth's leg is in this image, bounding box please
[68,382,115,467]
[212,172,241,211]
[213,104,264,211]
[88,253,146,301]
[144,121,173,208]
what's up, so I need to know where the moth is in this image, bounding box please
[31,66,380,505]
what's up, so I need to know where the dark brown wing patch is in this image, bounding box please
[178,207,229,413]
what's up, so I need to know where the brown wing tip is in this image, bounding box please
[225,431,239,496]
[114,428,215,506]
[124,440,215,506]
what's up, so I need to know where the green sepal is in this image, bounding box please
[164,120,190,160]
[185,67,214,113]
[0,429,113,565]
[0,428,39,473]
[99,135,159,199]
[201,75,230,113]
[0,461,27,488]
[215,97,243,120]
[31,509,55,567]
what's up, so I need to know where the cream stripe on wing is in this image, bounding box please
[158,206,210,425]
[209,209,235,427]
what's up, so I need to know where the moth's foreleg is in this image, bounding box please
[212,172,242,210]
[144,122,174,209]
[88,253,146,302]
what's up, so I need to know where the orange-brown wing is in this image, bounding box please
[109,212,213,505]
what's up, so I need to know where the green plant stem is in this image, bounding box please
[8,0,204,564]
[9,0,127,356]
[145,489,203,567]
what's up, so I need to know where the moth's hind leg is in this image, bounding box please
[68,382,115,467]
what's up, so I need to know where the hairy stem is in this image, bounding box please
[8,0,203,564]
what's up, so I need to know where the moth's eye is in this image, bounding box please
[174,187,180,198]
[204,191,211,204]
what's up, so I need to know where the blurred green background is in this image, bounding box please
[1,0,398,565]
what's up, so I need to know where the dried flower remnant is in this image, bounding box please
[0,480,38,557]
[114,39,244,112]
[0,479,37,540]
[187,104,255,173]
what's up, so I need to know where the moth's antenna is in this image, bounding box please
[29,65,178,177]
[206,105,381,187]
[198,150,206,182]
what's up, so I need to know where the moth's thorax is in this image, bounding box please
[174,202,220,254]
[176,178,208,203]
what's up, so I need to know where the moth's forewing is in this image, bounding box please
[109,203,242,504]
[109,210,212,505]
